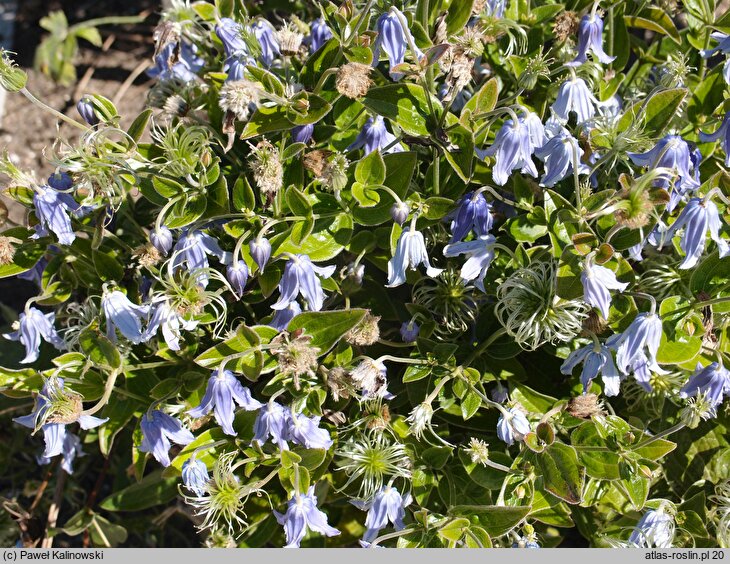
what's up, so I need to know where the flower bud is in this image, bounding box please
[399,320,420,343]
[48,172,73,191]
[390,201,409,225]
[226,261,250,298]
[150,226,173,255]
[76,96,99,125]
[0,51,27,92]
[249,237,272,273]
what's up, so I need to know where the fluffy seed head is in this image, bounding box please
[219,80,260,121]
[249,139,283,201]
[566,393,605,419]
[345,312,381,346]
[336,63,372,99]
[553,11,579,42]
[0,236,16,265]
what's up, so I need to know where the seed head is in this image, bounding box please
[553,11,579,42]
[464,437,490,466]
[249,139,283,205]
[566,393,606,419]
[345,312,381,346]
[336,63,372,99]
[337,433,411,498]
[0,236,16,265]
[277,23,304,56]
[219,80,260,121]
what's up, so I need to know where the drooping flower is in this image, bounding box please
[275,485,341,548]
[535,125,589,187]
[628,509,674,548]
[448,191,493,243]
[144,299,198,351]
[550,76,598,124]
[484,0,506,18]
[76,97,99,125]
[700,111,730,166]
[479,117,538,186]
[291,123,314,144]
[699,32,730,84]
[400,320,420,342]
[249,237,272,272]
[606,312,663,378]
[216,17,247,58]
[288,412,333,450]
[139,409,195,467]
[373,8,424,80]
[352,485,411,542]
[182,457,210,496]
[272,254,336,312]
[496,406,531,445]
[663,197,730,269]
[387,226,443,287]
[567,14,615,67]
[347,116,403,155]
[443,235,496,292]
[150,226,173,255]
[3,307,65,363]
[252,401,291,450]
[226,261,249,298]
[172,230,232,287]
[147,42,204,83]
[101,290,151,344]
[309,18,333,52]
[560,342,621,395]
[251,20,280,67]
[37,431,83,474]
[188,370,262,436]
[270,301,302,332]
[581,263,629,319]
[679,362,730,409]
[32,184,79,245]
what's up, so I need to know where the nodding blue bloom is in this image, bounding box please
[292,123,314,144]
[629,509,674,548]
[664,197,730,269]
[581,264,629,319]
[188,369,262,436]
[274,485,340,548]
[144,299,198,351]
[628,220,668,262]
[139,409,194,467]
[270,301,302,332]
[172,230,232,287]
[679,362,730,408]
[607,312,663,379]
[32,184,79,245]
[181,457,210,496]
[150,226,173,255]
[253,401,291,450]
[4,307,65,364]
[496,407,531,445]
[628,135,700,212]
[251,20,280,67]
[597,94,623,119]
[216,18,247,58]
[560,342,621,396]
[479,117,538,186]
[567,14,615,67]
[102,290,151,344]
[76,97,99,125]
[224,54,251,81]
[700,112,730,167]
[18,255,49,287]
[484,0,506,18]
[38,431,83,474]
[400,320,420,342]
[309,17,333,52]
[535,125,589,187]
[387,226,443,287]
[492,382,509,403]
[347,116,403,155]
[551,77,598,124]
[449,191,493,243]
[272,254,336,312]
[250,237,272,273]
[700,32,730,58]
[288,412,333,450]
[373,7,425,80]
[443,235,496,292]
[522,111,547,152]
[226,261,249,298]
[391,201,410,225]
[48,172,73,191]
[147,42,204,83]
[352,486,411,542]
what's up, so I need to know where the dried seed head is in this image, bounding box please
[614,185,655,229]
[302,149,331,177]
[0,236,16,265]
[249,139,283,204]
[133,243,162,268]
[581,310,608,336]
[219,80,260,121]
[46,391,84,425]
[443,51,474,101]
[345,312,381,346]
[272,332,321,383]
[318,152,349,192]
[553,11,579,42]
[336,63,372,99]
[566,393,605,419]
[277,24,304,56]
[350,358,388,398]
[326,366,353,401]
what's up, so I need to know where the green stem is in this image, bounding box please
[433,147,440,195]
[81,369,120,416]
[633,422,686,450]
[20,88,88,132]
[463,327,508,366]
[68,14,147,32]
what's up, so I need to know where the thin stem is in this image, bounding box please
[20,88,89,132]
[81,369,120,416]
[463,327,508,365]
[370,527,419,547]
[633,422,686,450]
[41,465,66,548]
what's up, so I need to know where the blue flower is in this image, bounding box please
[400,321,420,342]
[272,254,336,312]
[139,409,194,467]
[253,401,291,450]
[496,407,531,445]
[216,18,247,58]
[347,116,403,155]
[700,112,730,166]
[560,342,621,395]
[182,457,209,496]
[387,226,443,287]
[581,264,628,319]
[32,184,79,245]
[147,42,204,83]
[479,117,538,186]
[535,125,589,187]
[628,509,674,548]
[607,312,663,379]
[292,123,314,144]
[448,191,493,243]
[679,362,730,408]
[226,261,249,298]
[250,237,272,273]
[37,431,83,474]
[288,412,333,450]
[567,14,615,67]
[491,382,509,403]
[144,299,198,351]
[150,226,173,255]
[700,32,730,83]
[309,18,333,52]
[664,197,730,269]
[48,172,73,191]
[352,486,411,542]
[274,486,340,547]
[270,301,302,332]
[102,290,150,344]
[4,307,65,363]
[172,230,232,287]
[484,0,506,18]
[443,235,496,292]
[373,8,424,80]
[628,220,668,262]
[18,255,49,287]
[76,97,99,125]
[251,20,280,67]
[551,77,598,124]
[188,369,262,436]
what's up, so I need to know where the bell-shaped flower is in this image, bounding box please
[373,7,424,80]
[496,406,531,445]
[188,369,262,436]
[443,235,496,292]
[352,486,411,542]
[253,401,291,450]
[664,196,730,269]
[535,125,590,187]
[561,342,621,395]
[550,76,598,124]
[700,33,730,84]
[216,18,247,58]
[274,486,340,548]
[567,14,615,67]
[37,431,83,474]
[102,290,150,344]
[628,220,668,262]
[250,237,272,273]
[581,263,629,319]
[270,301,302,332]
[150,226,173,255]
[288,412,333,450]
[679,362,730,408]
[309,18,333,52]
[147,42,204,83]
[272,254,336,312]
[387,226,443,287]
[479,117,538,186]
[172,230,232,287]
[607,312,663,377]
[347,116,403,155]
[182,457,210,496]
[628,509,674,548]
[522,111,547,151]
[292,123,314,144]
[226,261,249,298]
[700,111,730,166]
[400,320,420,342]
[448,191,493,243]
[32,184,79,245]
[484,0,506,18]
[144,299,198,351]
[251,20,280,67]
[139,409,194,467]
[4,307,65,364]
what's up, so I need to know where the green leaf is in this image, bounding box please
[438,518,471,542]
[272,212,353,261]
[402,364,432,383]
[287,309,367,355]
[448,505,531,537]
[126,109,152,144]
[285,185,313,216]
[194,325,263,381]
[232,175,257,211]
[355,150,386,186]
[620,474,650,510]
[241,95,332,139]
[445,0,475,33]
[536,442,584,504]
[89,515,127,547]
[571,422,621,480]
[99,469,178,512]
[617,88,687,138]
[93,249,124,282]
[461,390,481,420]
[0,228,48,279]
[624,7,681,44]
[351,182,381,207]
[362,84,440,137]
[79,328,121,370]
[443,123,474,182]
